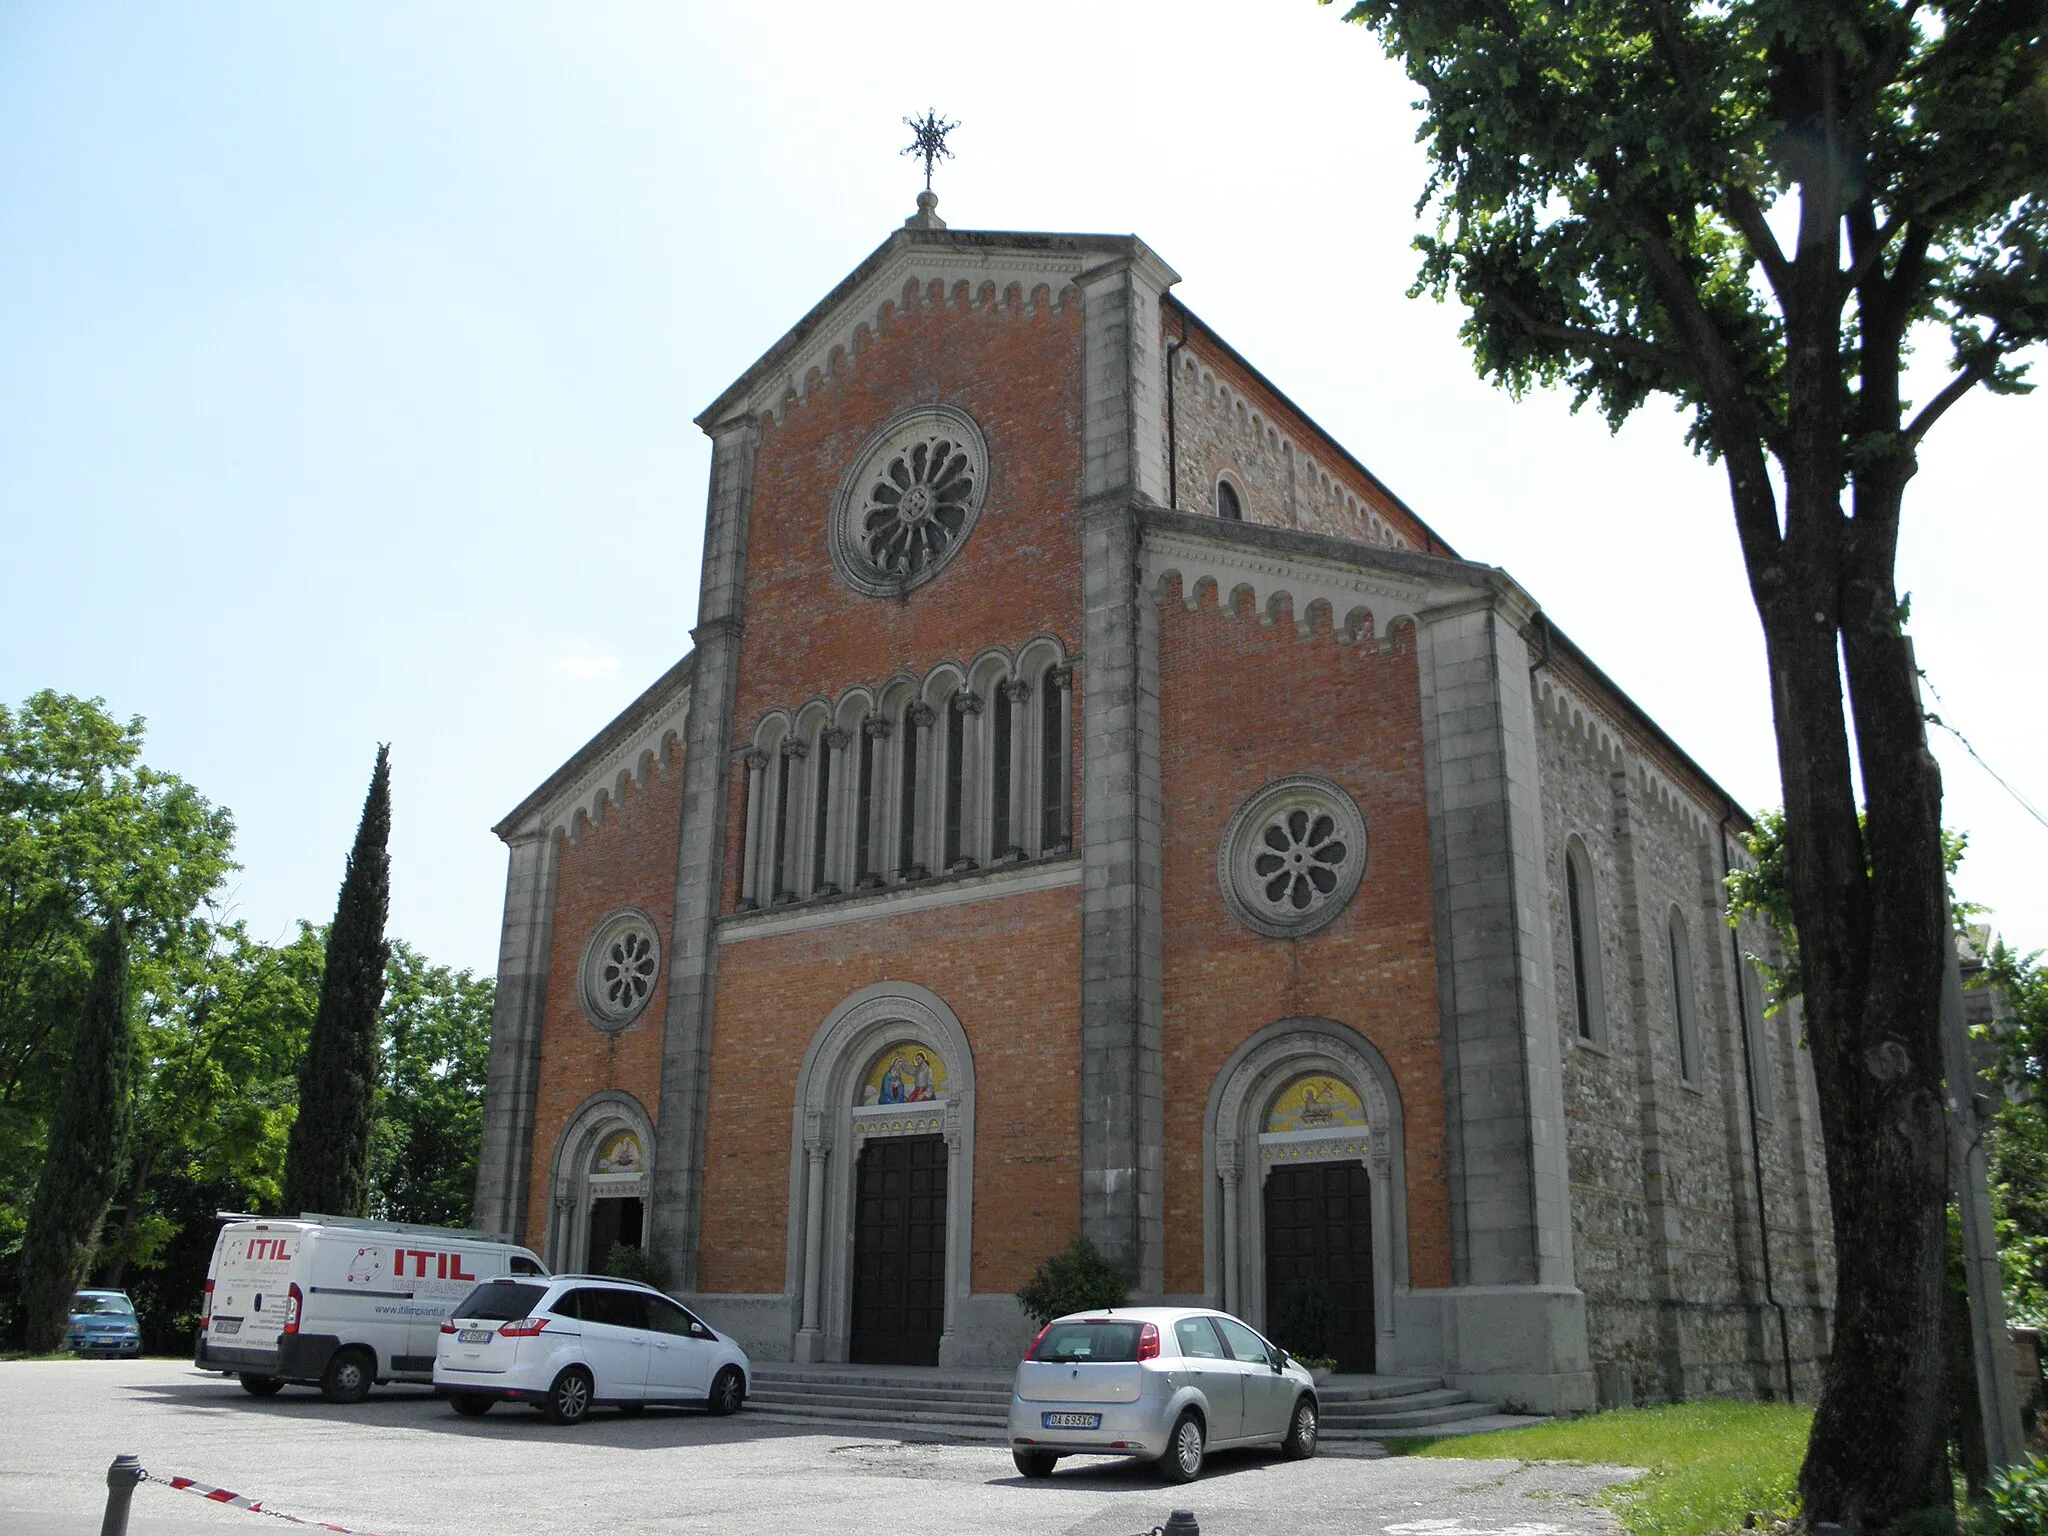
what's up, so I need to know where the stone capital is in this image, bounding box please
[906,702,937,729]
[823,728,852,751]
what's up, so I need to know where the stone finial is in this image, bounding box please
[904,189,946,230]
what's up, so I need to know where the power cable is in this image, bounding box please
[1919,671,2048,835]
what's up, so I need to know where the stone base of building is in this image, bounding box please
[1392,1284,1597,1416]
[688,1291,1039,1371]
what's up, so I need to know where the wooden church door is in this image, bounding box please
[850,1134,948,1366]
[1263,1160,1375,1373]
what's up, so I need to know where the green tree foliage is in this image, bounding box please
[1266,1280,1341,1365]
[1331,7,2045,1512]
[598,1241,675,1294]
[1978,945,2048,1329]
[19,914,133,1351]
[1016,1234,1129,1326]
[282,747,391,1219]
[369,940,493,1228]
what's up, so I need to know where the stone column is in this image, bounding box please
[473,829,560,1243]
[737,749,767,910]
[651,414,758,1290]
[796,1116,830,1362]
[1217,1140,1242,1313]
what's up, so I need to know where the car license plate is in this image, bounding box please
[1042,1411,1101,1430]
[458,1328,493,1343]
[212,1319,241,1335]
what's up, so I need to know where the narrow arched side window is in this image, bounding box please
[991,674,1018,861]
[1743,962,1774,1118]
[772,735,807,904]
[1667,906,1698,1085]
[943,687,980,873]
[1039,663,1072,853]
[855,713,885,888]
[899,698,932,880]
[1564,836,1608,1045]
[1217,477,1243,521]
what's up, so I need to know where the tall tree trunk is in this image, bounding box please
[19,913,133,1353]
[281,746,391,1219]
[1766,461,1954,1524]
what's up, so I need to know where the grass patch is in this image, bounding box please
[1390,1401,1811,1536]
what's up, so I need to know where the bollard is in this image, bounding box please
[100,1455,143,1536]
[1162,1511,1199,1536]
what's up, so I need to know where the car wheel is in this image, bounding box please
[1013,1450,1059,1479]
[319,1348,374,1405]
[449,1393,493,1417]
[617,1402,646,1417]
[1159,1411,1205,1483]
[544,1367,593,1426]
[707,1365,745,1417]
[238,1373,284,1398]
[1281,1395,1319,1459]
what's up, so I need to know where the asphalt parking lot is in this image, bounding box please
[1,1360,1636,1536]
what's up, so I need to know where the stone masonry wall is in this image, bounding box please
[1536,667,1834,1402]
[1165,320,1437,552]
[521,738,686,1245]
[1153,576,1451,1296]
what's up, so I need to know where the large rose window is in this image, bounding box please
[830,406,989,596]
[1218,777,1369,939]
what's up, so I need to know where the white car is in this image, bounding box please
[1008,1307,1319,1481]
[434,1274,750,1424]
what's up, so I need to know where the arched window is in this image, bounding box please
[855,715,884,888]
[1564,836,1608,1045]
[1743,962,1773,1118]
[990,678,1016,860]
[899,700,931,879]
[1217,478,1243,521]
[1039,665,1071,852]
[943,690,978,872]
[1667,907,1698,1084]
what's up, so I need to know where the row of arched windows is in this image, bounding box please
[1560,832,1770,1113]
[737,640,1074,910]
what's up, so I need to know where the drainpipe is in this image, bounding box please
[1720,808,1795,1403]
[1165,301,1189,511]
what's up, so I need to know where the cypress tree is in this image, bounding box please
[21,912,134,1352]
[282,745,391,1218]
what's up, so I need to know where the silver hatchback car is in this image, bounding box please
[1008,1307,1318,1481]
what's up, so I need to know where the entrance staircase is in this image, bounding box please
[742,1362,1520,1443]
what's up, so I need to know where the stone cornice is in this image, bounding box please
[697,227,1161,431]
[495,652,696,846]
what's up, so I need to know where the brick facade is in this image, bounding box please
[473,208,1832,1406]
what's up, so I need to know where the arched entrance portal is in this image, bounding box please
[1261,1075,1376,1371]
[546,1092,655,1275]
[1206,1020,1407,1373]
[787,983,976,1367]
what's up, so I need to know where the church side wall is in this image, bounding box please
[1153,577,1451,1298]
[1165,325,1430,551]
[1536,675,1833,1403]
[521,739,686,1248]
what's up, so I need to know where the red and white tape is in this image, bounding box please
[142,1469,389,1536]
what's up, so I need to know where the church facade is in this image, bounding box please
[471,200,1835,1413]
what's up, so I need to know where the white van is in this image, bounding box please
[194,1213,547,1402]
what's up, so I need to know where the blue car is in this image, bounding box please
[68,1290,142,1357]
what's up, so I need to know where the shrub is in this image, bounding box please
[598,1242,675,1294]
[1267,1280,1340,1363]
[1971,1455,2048,1536]
[1016,1235,1127,1326]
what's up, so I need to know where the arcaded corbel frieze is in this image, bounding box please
[505,681,693,848]
[1142,527,1472,646]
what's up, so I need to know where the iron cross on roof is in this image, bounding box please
[902,110,957,193]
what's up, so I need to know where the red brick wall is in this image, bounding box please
[729,278,1085,741]
[698,275,1091,1294]
[521,741,684,1246]
[1155,582,1451,1294]
[698,887,1082,1294]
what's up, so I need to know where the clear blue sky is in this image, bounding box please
[3,1,2042,976]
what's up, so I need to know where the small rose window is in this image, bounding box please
[830,406,989,596]
[1219,777,1368,938]
[580,910,662,1029]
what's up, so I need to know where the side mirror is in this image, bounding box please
[1270,1350,1287,1373]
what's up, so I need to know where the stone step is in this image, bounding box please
[1315,1375,1450,1403]
[1321,1386,1477,1419]
[750,1372,1010,1401]
[1325,1398,1507,1432]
